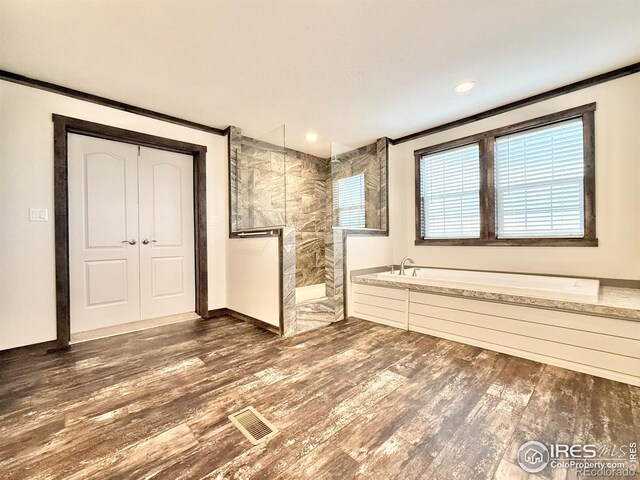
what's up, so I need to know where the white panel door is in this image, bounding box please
[138,147,195,319]
[68,134,141,333]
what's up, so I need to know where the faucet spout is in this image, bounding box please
[400,257,416,276]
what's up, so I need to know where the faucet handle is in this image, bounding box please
[389,265,395,274]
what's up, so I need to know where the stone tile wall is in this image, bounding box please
[285,150,330,287]
[236,136,286,230]
[331,138,389,231]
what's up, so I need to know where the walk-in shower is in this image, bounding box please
[229,125,389,334]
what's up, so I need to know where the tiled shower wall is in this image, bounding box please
[231,128,387,296]
[236,135,287,230]
[330,138,388,231]
[286,150,330,287]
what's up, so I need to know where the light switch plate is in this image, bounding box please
[29,208,49,222]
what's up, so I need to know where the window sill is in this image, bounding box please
[414,237,598,247]
[338,227,389,237]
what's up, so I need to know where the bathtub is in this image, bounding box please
[376,268,600,302]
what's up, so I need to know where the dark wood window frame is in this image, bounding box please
[414,103,597,247]
[53,114,209,348]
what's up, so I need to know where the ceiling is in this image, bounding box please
[1,0,639,157]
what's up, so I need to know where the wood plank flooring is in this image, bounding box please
[0,316,638,479]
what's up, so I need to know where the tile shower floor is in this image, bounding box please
[295,296,335,334]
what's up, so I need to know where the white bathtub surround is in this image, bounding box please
[296,283,327,304]
[351,271,640,386]
[378,268,600,302]
[355,271,640,321]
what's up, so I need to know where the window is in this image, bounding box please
[495,119,585,238]
[419,143,480,238]
[334,173,365,228]
[414,103,596,246]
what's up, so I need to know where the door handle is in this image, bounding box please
[122,239,137,245]
[142,239,157,245]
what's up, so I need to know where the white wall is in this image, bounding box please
[226,237,280,326]
[345,235,393,316]
[389,73,640,281]
[0,81,228,350]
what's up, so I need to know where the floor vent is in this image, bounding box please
[229,406,278,445]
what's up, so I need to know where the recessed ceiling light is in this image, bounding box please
[305,133,318,142]
[454,81,476,94]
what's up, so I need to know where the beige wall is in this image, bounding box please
[389,73,640,281]
[0,81,228,350]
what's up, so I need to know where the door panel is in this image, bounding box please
[138,147,195,319]
[84,152,128,248]
[152,163,184,246]
[152,257,185,297]
[69,134,140,332]
[85,260,129,306]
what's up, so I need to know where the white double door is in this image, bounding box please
[68,134,195,333]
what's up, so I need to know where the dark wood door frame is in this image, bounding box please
[52,114,208,348]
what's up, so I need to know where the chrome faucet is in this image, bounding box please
[400,257,415,275]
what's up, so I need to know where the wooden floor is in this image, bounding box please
[1,316,638,479]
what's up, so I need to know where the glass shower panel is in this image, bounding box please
[235,125,286,231]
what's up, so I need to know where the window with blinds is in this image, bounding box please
[419,143,480,238]
[334,173,365,228]
[495,119,585,238]
[414,104,595,246]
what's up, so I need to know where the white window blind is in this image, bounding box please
[495,119,585,238]
[334,173,365,228]
[419,143,480,238]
